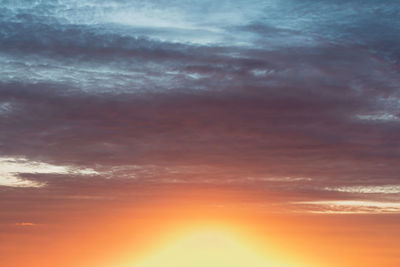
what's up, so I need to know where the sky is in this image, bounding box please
[1,0,400,266]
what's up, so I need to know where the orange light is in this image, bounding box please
[111,225,313,267]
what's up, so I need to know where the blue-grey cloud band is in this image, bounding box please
[0,0,399,215]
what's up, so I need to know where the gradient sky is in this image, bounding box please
[1,1,400,266]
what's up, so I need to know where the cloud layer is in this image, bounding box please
[1,0,400,220]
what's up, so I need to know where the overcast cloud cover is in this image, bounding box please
[1,0,400,220]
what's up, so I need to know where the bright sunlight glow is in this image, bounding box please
[125,229,306,267]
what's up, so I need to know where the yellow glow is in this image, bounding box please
[118,228,309,267]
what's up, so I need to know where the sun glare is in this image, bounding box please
[120,228,307,267]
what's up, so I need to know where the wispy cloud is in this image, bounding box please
[0,157,98,187]
[325,185,400,194]
[295,200,400,214]
[15,222,36,226]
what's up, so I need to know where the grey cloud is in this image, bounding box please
[1,0,400,215]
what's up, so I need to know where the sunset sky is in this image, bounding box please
[1,0,400,266]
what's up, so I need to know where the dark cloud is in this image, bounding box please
[1,71,399,183]
[0,0,399,219]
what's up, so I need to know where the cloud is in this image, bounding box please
[356,113,400,122]
[0,157,98,187]
[15,222,36,226]
[294,200,400,214]
[0,0,399,216]
[325,185,400,194]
